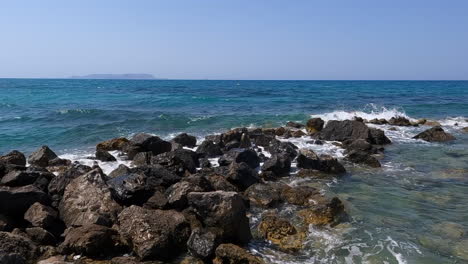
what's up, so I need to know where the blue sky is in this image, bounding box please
[0,0,467,80]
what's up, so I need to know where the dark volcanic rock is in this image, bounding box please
[165,181,205,209]
[106,172,154,205]
[60,224,122,257]
[96,137,129,151]
[281,185,323,206]
[388,116,412,126]
[0,214,13,231]
[0,185,51,218]
[142,191,168,210]
[368,118,388,125]
[131,164,181,188]
[48,162,92,206]
[213,243,265,264]
[343,139,375,153]
[108,164,131,178]
[196,140,223,158]
[244,182,285,208]
[59,168,122,227]
[118,206,191,260]
[296,149,321,170]
[286,121,304,129]
[0,150,26,166]
[261,153,291,177]
[152,149,199,175]
[28,146,58,167]
[345,150,381,167]
[24,202,58,229]
[413,126,456,142]
[267,140,298,158]
[1,170,41,187]
[319,154,346,174]
[95,150,117,162]
[188,191,252,245]
[125,133,172,159]
[172,133,197,148]
[258,214,297,247]
[132,151,153,166]
[0,231,38,264]
[218,149,260,169]
[369,128,392,145]
[187,227,221,259]
[25,227,56,245]
[306,118,325,134]
[226,162,259,191]
[320,120,390,144]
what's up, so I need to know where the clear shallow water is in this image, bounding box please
[1,79,468,263]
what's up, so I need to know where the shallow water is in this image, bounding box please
[1,79,468,263]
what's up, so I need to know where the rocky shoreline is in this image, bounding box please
[0,116,463,264]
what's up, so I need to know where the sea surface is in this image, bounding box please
[1,79,468,263]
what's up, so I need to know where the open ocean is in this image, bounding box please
[1,79,468,263]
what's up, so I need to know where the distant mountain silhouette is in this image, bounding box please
[70,74,156,80]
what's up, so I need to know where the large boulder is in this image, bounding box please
[48,163,93,207]
[226,162,259,191]
[306,118,325,134]
[124,133,172,159]
[319,154,346,174]
[296,149,321,170]
[152,149,199,176]
[0,185,51,218]
[244,183,285,208]
[281,185,324,206]
[28,146,58,167]
[117,206,191,260]
[172,133,197,148]
[218,149,260,169]
[196,140,223,158]
[60,224,123,257]
[25,227,56,245]
[95,150,117,162]
[187,227,222,260]
[188,191,252,244]
[213,244,264,264]
[320,120,390,144]
[59,168,122,227]
[1,170,47,187]
[413,126,456,142]
[165,181,205,209]
[0,150,26,166]
[266,140,298,158]
[298,197,345,226]
[0,231,38,264]
[0,214,13,231]
[107,172,155,205]
[260,153,291,177]
[96,137,130,151]
[24,202,58,229]
[131,165,182,188]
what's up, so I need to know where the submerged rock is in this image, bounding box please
[413,126,456,142]
[213,243,265,264]
[24,202,58,229]
[345,150,381,167]
[431,221,465,240]
[118,206,191,260]
[298,197,345,226]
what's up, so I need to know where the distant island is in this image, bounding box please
[70,74,156,80]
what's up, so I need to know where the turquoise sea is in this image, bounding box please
[1,79,468,263]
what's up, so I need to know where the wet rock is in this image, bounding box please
[388,116,412,126]
[369,128,392,145]
[0,185,51,218]
[125,133,172,159]
[296,149,321,170]
[345,150,381,167]
[25,227,56,245]
[95,150,117,162]
[296,169,327,178]
[424,120,442,127]
[200,158,212,168]
[0,231,38,264]
[221,128,247,145]
[291,130,306,138]
[258,214,303,252]
[118,206,191,260]
[96,137,130,151]
[267,140,298,159]
[306,118,325,134]
[218,149,260,169]
[37,256,71,264]
[431,221,465,240]
[320,120,389,144]
[248,129,275,147]
[172,133,197,148]
[281,185,323,206]
[188,191,252,244]
[108,164,131,178]
[24,202,58,229]
[260,153,291,177]
[462,127,468,133]
[28,146,58,167]
[60,224,122,257]
[413,126,456,142]
[226,162,259,191]
[286,121,304,129]
[107,172,154,205]
[0,150,26,166]
[59,168,122,227]
[131,165,182,189]
[319,154,346,174]
[298,197,345,226]
[212,243,264,264]
[187,227,221,259]
[368,118,388,125]
[142,191,168,210]
[343,139,375,153]
[244,183,285,208]
[239,133,252,149]
[132,152,153,166]
[180,256,204,264]
[152,149,199,175]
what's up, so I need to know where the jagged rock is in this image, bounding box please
[48,163,93,206]
[59,168,122,227]
[132,152,153,166]
[108,164,131,178]
[248,129,276,147]
[188,191,252,244]
[0,185,51,218]
[172,133,197,148]
[206,174,238,192]
[388,116,412,126]
[95,150,117,162]
[96,137,129,151]
[413,126,456,142]
[131,165,182,188]
[187,227,221,259]
[319,154,346,174]
[28,146,58,167]
[320,120,391,145]
[24,202,58,229]
[1,170,41,187]
[298,197,345,226]
[107,172,154,205]
[152,149,199,175]
[239,133,251,149]
[221,128,247,145]
[213,244,264,264]
[0,231,38,264]
[165,181,205,209]
[60,224,122,257]
[369,128,392,145]
[124,133,172,159]
[260,153,291,177]
[0,150,26,166]
[226,162,259,191]
[306,118,325,134]
[296,149,321,170]
[142,191,168,210]
[266,140,298,158]
[345,150,381,167]
[218,149,260,169]
[196,140,223,158]
[25,227,56,245]
[118,206,191,260]
[244,183,285,208]
[281,185,324,206]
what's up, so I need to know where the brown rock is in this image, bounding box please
[413,126,456,142]
[306,118,325,134]
[96,137,130,151]
[213,244,264,264]
[298,197,345,226]
[24,202,58,229]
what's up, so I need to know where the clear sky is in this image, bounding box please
[1,0,467,80]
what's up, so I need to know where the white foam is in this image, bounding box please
[59,150,131,175]
[313,104,411,123]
